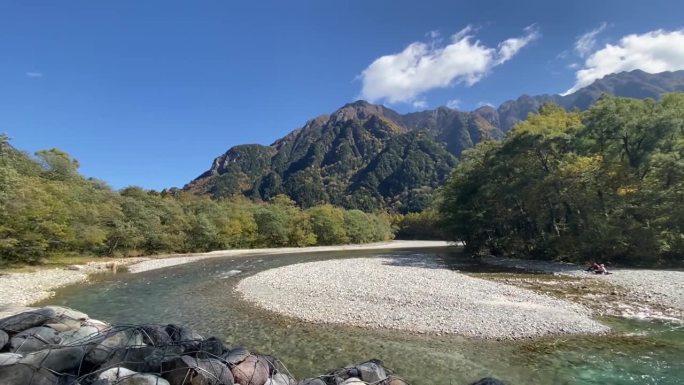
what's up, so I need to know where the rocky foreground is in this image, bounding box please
[0,305,503,385]
[236,258,609,339]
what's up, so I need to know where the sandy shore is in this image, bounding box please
[236,257,609,339]
[0,240,453,306]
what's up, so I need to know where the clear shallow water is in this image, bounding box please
[39,249,684,385]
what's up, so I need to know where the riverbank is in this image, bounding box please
[236,257,610,339]
[0,240,453,306]
[482,257,684,320]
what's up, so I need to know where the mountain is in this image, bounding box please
[185,70,684,212]
[498,69,684,130]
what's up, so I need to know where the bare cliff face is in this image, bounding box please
[185,70,684,212]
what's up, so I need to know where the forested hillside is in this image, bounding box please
[0,137,393,266]
[439,93,684,266]
[188,70,684,212]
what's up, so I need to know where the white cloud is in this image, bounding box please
[564,29,684,95]
[359,25,539,104]
[446,99,461,109]
[476,101,495,108]
[575,22,607,57]
[412,99,428,109]
[26,72,43,78]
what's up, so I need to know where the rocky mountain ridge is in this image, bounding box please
[185,70,684,212]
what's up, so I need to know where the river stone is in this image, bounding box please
[0,329,8,349]
[469,378,507,385]
[265,373,296,385]
[19,346,85,372]
[260,355,279,374]
[221,347,250,366]
[85,329,145,365]
[356,359,387,382]
[0,353,23,366]
[0,364,60,385]
[162,355,234,385]
[231,355,269,385]
[59,325,101,345]
[0,307,57,333]
[44,306,89,323]
[10,326,62,354]
[45,319,82,333]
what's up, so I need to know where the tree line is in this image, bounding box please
[439,94,684,266]
[0,137,394,266]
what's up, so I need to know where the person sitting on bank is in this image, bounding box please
[586,262,601,272]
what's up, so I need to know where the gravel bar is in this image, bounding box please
[236,258,609,339]
[483,257,684,313]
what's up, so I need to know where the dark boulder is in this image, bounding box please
[84,329,145,366]
[197,336,226,358]
[0,308,57,333]
[166,325,203,352]
[140,325,172,346]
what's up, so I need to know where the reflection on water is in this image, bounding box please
[39,248,684,385]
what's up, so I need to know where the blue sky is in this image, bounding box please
[2,0,683,190]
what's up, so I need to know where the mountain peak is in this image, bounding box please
[330,100,401,124]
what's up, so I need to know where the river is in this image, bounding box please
[38,248,684,385]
